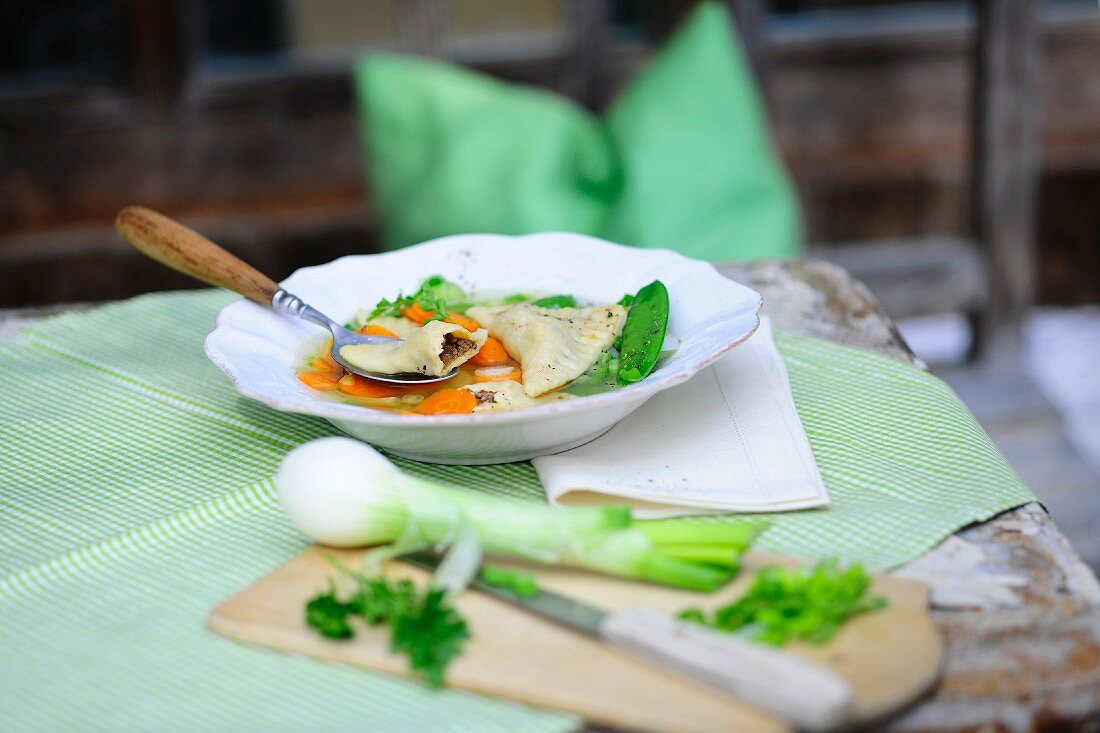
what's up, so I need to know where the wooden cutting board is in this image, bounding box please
[210,548,942,733]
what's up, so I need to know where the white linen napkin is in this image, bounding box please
[531,318,829,518]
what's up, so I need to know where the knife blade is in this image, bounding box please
[405,552,605,635]
[402,553,855,732]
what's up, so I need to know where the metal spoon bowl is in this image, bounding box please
[115,206,458,385]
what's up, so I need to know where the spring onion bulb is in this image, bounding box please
[276,438,629,556]
[276,438,762,591]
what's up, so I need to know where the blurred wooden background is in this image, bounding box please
[2,0,1098,309]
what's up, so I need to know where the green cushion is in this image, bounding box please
[354,1,800,261]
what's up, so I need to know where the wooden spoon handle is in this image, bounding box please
[115,206,279,305]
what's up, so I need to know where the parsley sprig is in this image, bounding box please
[678,560,887,646]
[305,566,470,687]
[368,275,469,323]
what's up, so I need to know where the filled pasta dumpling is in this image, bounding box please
[461,380,574,412]
[464,305,511,329]
[339,320,488,377]
[489,304,627,397]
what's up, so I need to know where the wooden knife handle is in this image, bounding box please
[600,606,854,732]
[115,206,279,305]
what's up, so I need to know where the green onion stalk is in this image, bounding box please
[276,438,763,591]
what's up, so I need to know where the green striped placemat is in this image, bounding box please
[0,290,1033,731]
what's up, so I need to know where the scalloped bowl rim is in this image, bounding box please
[203,233,762,427]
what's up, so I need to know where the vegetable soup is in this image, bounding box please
[297,275,670,415]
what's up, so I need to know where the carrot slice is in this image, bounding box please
[357,324,399,338]
[401,304,480,333]
[418,388,477,415]
[470,337,509,366]
[474,372,521,384]
[445,311,480,332]
[299,371,339,391]
[311,356,342,376]
[401,303,434,324]
[337,374,408,399]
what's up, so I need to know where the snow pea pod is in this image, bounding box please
[617,280,669,384]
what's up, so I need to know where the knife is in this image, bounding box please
[403,553,854,732]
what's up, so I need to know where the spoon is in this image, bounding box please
[115,206,458,384]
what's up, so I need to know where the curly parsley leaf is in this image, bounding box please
[678,560,887,646]
[391,587,470,688]
[304,569,470,687]
[367,296,400,320]
[304,583,360,640]
[367,276,469,321]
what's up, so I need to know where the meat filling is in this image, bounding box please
[472,390,496,405]
[439,334,476,367]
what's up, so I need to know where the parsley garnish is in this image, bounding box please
[367,275,469,322]
[305,583,358,639]
[678,560,887,646]
[305,568,470,687]
[391,588,469,687]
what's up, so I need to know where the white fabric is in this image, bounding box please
[532,318,829,518]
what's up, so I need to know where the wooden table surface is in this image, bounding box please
[5,259,1100,732]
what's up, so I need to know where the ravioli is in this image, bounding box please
[464,305,511,329]
[340,320,487,376]
[462,380,574,412]
[489,304,627,397]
